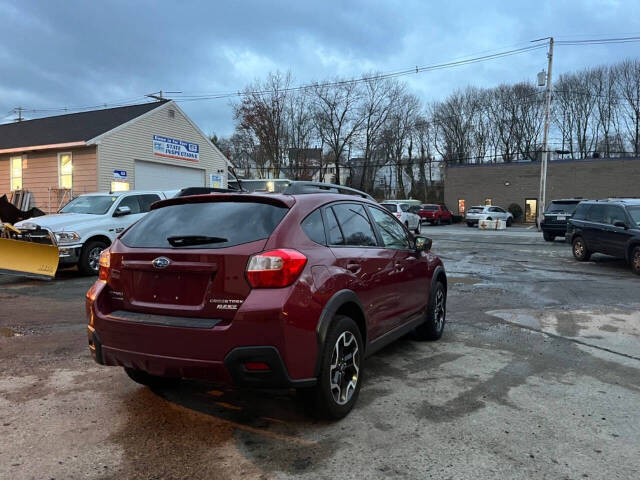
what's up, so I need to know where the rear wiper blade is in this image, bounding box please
[167,235,228,247]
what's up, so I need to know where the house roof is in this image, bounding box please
[0,100,169,151]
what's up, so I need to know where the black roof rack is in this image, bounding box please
[283,181,374,200]
[175,186,242,197]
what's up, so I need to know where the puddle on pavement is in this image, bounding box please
[449,276,482,286]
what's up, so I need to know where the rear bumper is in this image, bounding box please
[86,281,319,388]
[88,326,315,388]
[541,224,568,235]
[466,218,479,225]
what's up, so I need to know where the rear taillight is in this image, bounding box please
[396,212,402,218]
[246,249,307,288]
[98,249,110,281]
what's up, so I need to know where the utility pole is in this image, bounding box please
[15,107,23,122]
[536,37,554,230]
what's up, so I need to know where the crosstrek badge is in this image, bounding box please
[210,298,243,310]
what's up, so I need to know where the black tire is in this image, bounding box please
[124,367,181,388]
[447,217,453,225]
[506,217,513,227]
[572,236,591,262]
[543,231,555,242]
[298,315,363,420]
[436,218,441,226]
[78,240,109,275]
[467,222,474,228]
[630,246,640,275]
[414,281,446,341]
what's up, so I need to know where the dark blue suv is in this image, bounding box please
[567,199,640,275]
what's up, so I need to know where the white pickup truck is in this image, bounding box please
[15,191,169,274]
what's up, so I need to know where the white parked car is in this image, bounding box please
[465,205,514,227]
[15,191,168,274]
[380,202,422,234]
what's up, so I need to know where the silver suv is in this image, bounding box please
[465,206,513,227]
[380,203,422,234]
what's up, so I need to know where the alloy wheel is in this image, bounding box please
[88,247,103,272]
[434,288,446,332]
[633,250,640,272]
[329,331,360,405]
[574,240,584,258]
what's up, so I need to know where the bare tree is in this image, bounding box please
[432,87,482,164]
[311,80,364,185]
[617,59,640,156]
[233,71,291,178]
[357,75,400,190]
[284,91,316,180]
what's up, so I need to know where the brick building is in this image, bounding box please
[444,157,640,223]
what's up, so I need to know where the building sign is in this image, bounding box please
[209,173,222,188]
[113,169,127,179]
[153,135,199,162]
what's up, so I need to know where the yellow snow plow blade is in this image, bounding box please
[0,225,59,280]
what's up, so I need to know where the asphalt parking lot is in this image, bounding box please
[1,224,639,479]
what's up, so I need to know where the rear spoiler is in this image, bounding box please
[151,193,294,211]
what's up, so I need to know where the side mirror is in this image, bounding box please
[114,205,132,217]
[613,220,627,229]
[415,236,432,253]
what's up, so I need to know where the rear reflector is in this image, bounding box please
[246,249,307,288]
[244,362,270,371]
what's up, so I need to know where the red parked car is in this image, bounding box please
[86,182,447,419]
[418,204,453,225]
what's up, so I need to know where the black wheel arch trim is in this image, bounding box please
[314,289,367,377]
[431,265,447,293]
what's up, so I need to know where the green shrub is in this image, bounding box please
[508,203,523,222]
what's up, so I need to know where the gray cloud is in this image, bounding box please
[1,0,638,136]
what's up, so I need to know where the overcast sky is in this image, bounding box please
[1,0,639,137]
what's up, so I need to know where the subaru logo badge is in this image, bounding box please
[152,257,170,269]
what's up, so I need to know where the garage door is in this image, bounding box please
[134,160,205,190]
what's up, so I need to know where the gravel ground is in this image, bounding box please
[1,224,639,479]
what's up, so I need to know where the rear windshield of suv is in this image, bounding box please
[468,207,484,213]
[381,204,397,213]
[422,206,438,211]
[546,201,579,214]
[120,201,288,249]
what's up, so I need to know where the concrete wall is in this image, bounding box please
[95,101,228,191]
[0,147,97,213]
[444,157,640,219]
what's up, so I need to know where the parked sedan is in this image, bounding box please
[465,206,513,227]
[380,203,422,234]
[417,204,453,225]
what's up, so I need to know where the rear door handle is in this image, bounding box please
[346,262,361,273]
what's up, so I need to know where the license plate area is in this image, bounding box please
[130,271,211,306]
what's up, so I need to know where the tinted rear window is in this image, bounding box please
[301,209,326,245]
[572,203,590,220]
[628,206,640,226]
[422,206,438,211]
[381,204,397,213]
[546,201,579,214]
[121,202,288,249]
[468,207,484,213]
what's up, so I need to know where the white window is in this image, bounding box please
[10,155,23,190]
[58,152,72,189]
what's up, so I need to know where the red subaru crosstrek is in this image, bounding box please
[86,183,447,418]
